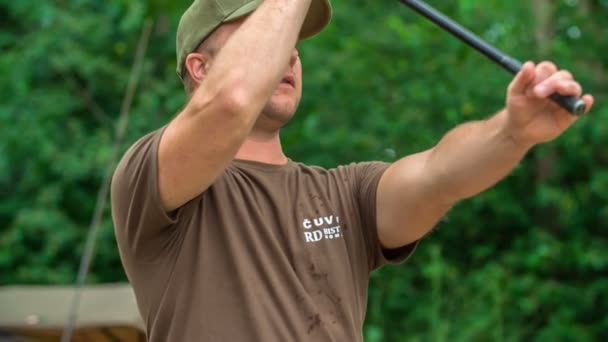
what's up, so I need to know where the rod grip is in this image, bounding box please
[549,94,587,116]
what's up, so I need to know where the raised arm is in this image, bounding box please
[376,61,595,249]
[158,0,312,211]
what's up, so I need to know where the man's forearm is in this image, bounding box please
[427,109,534,204]
[193,0,312,120]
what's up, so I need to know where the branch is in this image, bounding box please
[60,18,154,342]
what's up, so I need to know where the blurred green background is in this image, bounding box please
[1,0,607,340]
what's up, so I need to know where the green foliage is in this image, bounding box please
[1,0,607,340]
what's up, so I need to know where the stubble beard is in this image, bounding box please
[257,91,300,132]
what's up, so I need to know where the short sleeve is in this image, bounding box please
[353,162,418,271]
[111,127,179,262]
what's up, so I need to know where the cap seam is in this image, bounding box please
[214,0,227,16]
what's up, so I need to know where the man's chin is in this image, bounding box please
[264,98,299,118]
[262,109,296,123]
[255,110,295,133]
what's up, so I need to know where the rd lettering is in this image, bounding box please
[304,230,324,242]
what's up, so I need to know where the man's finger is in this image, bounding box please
[520,61,557,96]
[534,71,582,98]
[582,94,595,114]
[535,61,558,81]
[507,61,536,95]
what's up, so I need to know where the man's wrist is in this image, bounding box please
[491,108,536,151]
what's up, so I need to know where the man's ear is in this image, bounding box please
[184,52,212,85]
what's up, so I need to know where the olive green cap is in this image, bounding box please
[176,0,332,78]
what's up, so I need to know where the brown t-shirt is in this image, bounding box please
[111,128,416,342]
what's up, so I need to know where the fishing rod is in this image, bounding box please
[399,0,587,115]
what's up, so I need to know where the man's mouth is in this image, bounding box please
[281,76,295,87]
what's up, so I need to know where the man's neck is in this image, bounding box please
[234,130,287,165]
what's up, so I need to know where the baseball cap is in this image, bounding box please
[176,0,332,78]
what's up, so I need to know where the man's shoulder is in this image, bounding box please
[113,127,167,180]
[120,127,167,163]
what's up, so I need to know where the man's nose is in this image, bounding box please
[289,49,299,67]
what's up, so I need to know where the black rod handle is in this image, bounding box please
[399,0,587,115]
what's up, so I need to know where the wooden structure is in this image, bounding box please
[0,284,145,341]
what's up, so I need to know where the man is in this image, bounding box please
[110,0,594,341]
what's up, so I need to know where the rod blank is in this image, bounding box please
[399,0,587,115]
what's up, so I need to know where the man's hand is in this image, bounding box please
[504,61,595,146]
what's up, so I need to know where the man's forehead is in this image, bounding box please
[212,16,248,44]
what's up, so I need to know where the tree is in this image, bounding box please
[1,0,607,340]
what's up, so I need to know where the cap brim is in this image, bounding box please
[225,0,332,40]
[300,0,332,39]
[225,1,261,22]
